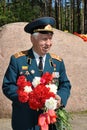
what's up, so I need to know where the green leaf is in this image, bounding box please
[55,108,72,130]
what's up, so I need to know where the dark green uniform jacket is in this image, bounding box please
[2,48,71,130]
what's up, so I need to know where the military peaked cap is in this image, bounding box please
[24,17,55,34]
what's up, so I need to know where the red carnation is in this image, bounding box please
[17,75,32,90]
[17,90,29,103]
[28,84,55,110]
[41,72,53,85]
[17,75,26,87]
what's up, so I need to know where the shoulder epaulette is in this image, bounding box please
[50,53,62,62]
[14,50,28,58]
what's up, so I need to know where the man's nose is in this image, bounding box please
[46,39,51,45]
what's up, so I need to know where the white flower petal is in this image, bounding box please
[24,86,32,93]
[45,97,57,110]
[32,77,41,87]
[46,84,57,94]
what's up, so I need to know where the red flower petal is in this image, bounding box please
[41,124,48,130]
[17,90,29,103]
[38,114,46,126]
[38,113,49,130]
[41,72,53,84]
[48,110,57,123]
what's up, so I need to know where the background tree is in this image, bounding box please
[84,0,87,33]
[55,0,59,29]
[0,0,87,34]
[77,0,81,33]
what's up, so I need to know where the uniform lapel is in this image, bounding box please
[43,53,54,74]
[27,49,40,80]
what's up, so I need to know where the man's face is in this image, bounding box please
[31,33,53,56]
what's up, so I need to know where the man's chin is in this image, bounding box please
[43,49,49,53]
[42,51,49,55]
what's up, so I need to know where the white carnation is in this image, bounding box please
[46,84,57,94]
[32,77,41,87]
[45,97,57,110]
[24,86,32,93]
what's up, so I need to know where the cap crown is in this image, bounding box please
[24,17,55,34]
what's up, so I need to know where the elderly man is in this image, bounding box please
[2,17,71,130]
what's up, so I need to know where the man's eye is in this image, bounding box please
[45,38,47,41]
[42,38,47,41]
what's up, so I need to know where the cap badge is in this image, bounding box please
[45,24,53,31]
[34,24,53,32]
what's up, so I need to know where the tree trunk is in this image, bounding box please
[81,0,84,33]
[84,0,87,33]
[48,0,52,16]
[55,0,59,29]
[77,0,81,33]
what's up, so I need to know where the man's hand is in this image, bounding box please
[55,95,61,108]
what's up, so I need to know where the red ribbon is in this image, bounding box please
[38,110,57,130]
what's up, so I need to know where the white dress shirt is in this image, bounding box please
[33,50,46,70]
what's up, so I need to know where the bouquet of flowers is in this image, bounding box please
[17,72,72,130]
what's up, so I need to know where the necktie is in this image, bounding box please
[38,56,43,75]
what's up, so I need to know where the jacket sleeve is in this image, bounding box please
[2,55,19,102]
[57,60,71,107]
